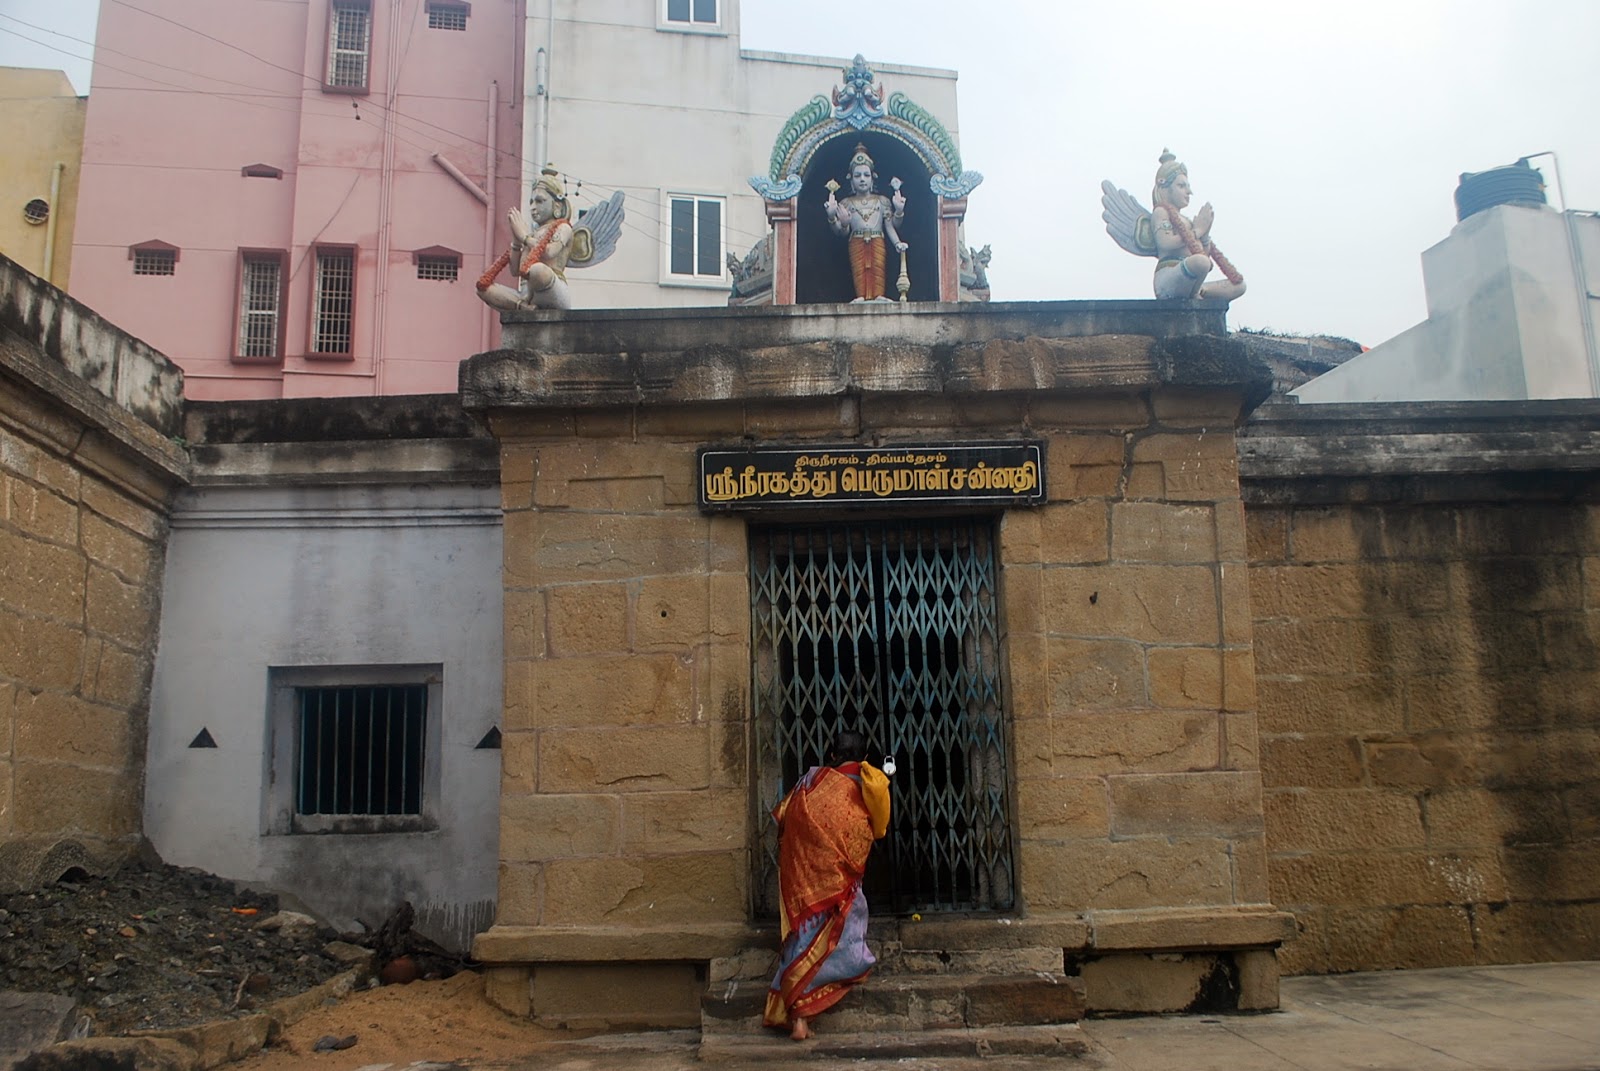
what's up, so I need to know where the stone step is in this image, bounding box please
[702,972,1086,1036]
[699,1023,1093,1062]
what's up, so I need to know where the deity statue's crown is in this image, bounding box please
[1154,149,1186,188]
[848,143,876,173]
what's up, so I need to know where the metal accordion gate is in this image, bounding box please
[750,517,1014,917]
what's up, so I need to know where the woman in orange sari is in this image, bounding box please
[764,730,891,1040]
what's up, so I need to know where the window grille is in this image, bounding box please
[294,685,426,817]
[327,1,371,89]
[668,196,723,278]
[751,518,1013,916]
[238,255,282,359]
[666,0,717,23]
[22,198,49,225]
[427,2,468,30]
[416,254,459,281]
[133,248,176,276]
[313,249,355,354]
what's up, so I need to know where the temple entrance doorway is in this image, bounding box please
[750,517,1015,917]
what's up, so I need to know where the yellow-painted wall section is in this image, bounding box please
[0,68,86,289]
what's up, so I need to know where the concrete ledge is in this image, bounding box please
[1085,907,1297,952]
[473,923,769,964]
[893,915,1091,952]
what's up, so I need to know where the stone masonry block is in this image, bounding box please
[705,572,749,644]
[503,660,536,732]
[634,402,746,441]
[1222,712,1260,771]
[1043,564,1219,645]
[635,575,713,651]
[1006,632,1048,719]
[500,730,536,794]
[746,396,857,437]
[1164,458,1242,502]
[1109,771,1264,838]
[531,962,702,1030]
[706,515,746,574]
[1250,564,1373,620]
[1264,788,1424,853]
[1131,429,1236,463]
[1021,837,1233,911]
[483,966,532,1017]
[1214,500,1248,561]
[12,764,140,836]
[1253,618,1369,677]
[1000,508,1042,567]
[1232,832,1271,902]
[85,565,154,649]
[1261,734,1364,789]
[13,691,133,768]
[1001,565,1044,637]
[79,513,156,584]
[1148,646,1223,709]
[1040,500,1110,565]
[539,725,710,793]
[1268,849,1507,909]
[533,654,693,727]
[1150,389,1241,425]
[1245,510,1289,564]
[1222,647,1256,711]
[0,612,84,691]
[573,409,635,439]
[80,477,164,541]
[504,588,545,660]
[0,534,85,622]
[542,853,744,926]
[0,762,11,834]
[1236,949,1280,1010]
[1,429,82,496]
[527,512,710,584]
[11,482,79,546]
[1288,508,1369,563]
[85,640,149,709]
[1080,953,1221,1014]
[500,793,620,861]
[1256,673,1403,736]
[1501,845,1600,902]
[546,583,629,655]
[1113,505,1209,563]
[1125,462,1163,499]
[1016,775,1109,840]
[1044,711,1221,776]
[621,788,748,854]
[1028,395,1149,431]
[1045,637,1148,711]
[495,863,542,927]
[1474,901,1600,965]
[1452,556,1584,615]
[1322,904,1475,972]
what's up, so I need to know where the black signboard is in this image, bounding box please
[697,442,1046,511]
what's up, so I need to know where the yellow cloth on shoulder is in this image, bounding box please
[858,762,891,839]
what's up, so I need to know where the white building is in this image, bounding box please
[523,0,960,307]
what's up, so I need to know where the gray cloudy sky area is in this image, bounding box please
[3,0,1598,348]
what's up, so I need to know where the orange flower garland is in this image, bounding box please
[1163,206,1243,287]
[518,218,572,277]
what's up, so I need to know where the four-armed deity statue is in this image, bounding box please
[1100,150,1246,303]
[476,167,624,312]
[825,144,908,302]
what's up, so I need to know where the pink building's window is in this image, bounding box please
[412,245,461,281]
[236,251,286,361]
[426,2,469,31]
[241,163,284,179]
[325,0,372,92]
[129,239,180,276]
[311,247,357,356]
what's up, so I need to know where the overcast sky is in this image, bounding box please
[4,0,1598,348]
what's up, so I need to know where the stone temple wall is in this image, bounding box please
[0,254,189,888]
[1243,401,1600,973]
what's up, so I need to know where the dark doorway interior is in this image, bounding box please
[750,518,1014,917]
[794,134,940,304]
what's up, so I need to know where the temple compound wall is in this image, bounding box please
[464,302,1292,1025]
[0,253,188,888]
[1241,402,1600,974]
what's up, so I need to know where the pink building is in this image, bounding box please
[71,0,524,399]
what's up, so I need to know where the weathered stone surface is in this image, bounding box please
[541,853,743,926]
[531,962,702,1029]
[1319,904,1476,972]
[1222,646,1257,710]
[10,765,139,836]
[0,535,84,621]
[0,614,84,691]
[1235,948,1280,1010]
[1286,507,1366,562]
[1111,501,1217,562]
[1147,646,1223,709]
[634,575,713,650]
[1255,673,1404,735]
[1261,734,1365,789]
[1016,776,1109,839]
[1040,712,1220,776]
[533,654,694,727]
[1044,637,1147,710]
[1042,565,1218,645]
[1021,837,1233,911]
[13,691,132,768]
[13,1036,197,1071]
[1264,788,1424,853]
[1222,712,1260,770]
[85,565,154,648]
[1268,849,1508,908]
[1079,952,1222,1013]
[499,793,621,860]
[483,965,532,1017]
[1108,772,1263,837]
[620,789,747,854]
[523,512,712,584]
[545,583,629,655]
[538,725,710,792]
[964,975,1087,1026]
[84,640,148,708]
[495,862,542,926]
[79,513,155,583]
[1038,500,1110,564]
[1086,906,1296,951]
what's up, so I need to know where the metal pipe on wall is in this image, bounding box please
[42,162,63,284]
[482,79,499,352]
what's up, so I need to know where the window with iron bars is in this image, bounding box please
[267,666,441,835]
[312,248,355,354]
[426,1,468,30]
[237,252,283,359]
[416,254,459,281]
[133,248,176,276]
[326,0,372,90]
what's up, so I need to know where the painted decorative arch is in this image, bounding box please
[749,60,982,202]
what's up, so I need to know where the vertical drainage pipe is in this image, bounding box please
[42,162,63,284]
[482,80,499,352]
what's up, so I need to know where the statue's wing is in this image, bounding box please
[567,190,626,268]
[1100,181,1157,258]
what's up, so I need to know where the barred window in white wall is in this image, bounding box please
[667,194,724,282]
[326,0,372,90]
[267,666,443,835]
[312,247,355,354]
[236,252,284,360]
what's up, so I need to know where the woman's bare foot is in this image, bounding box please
[789,1015,811,1041]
